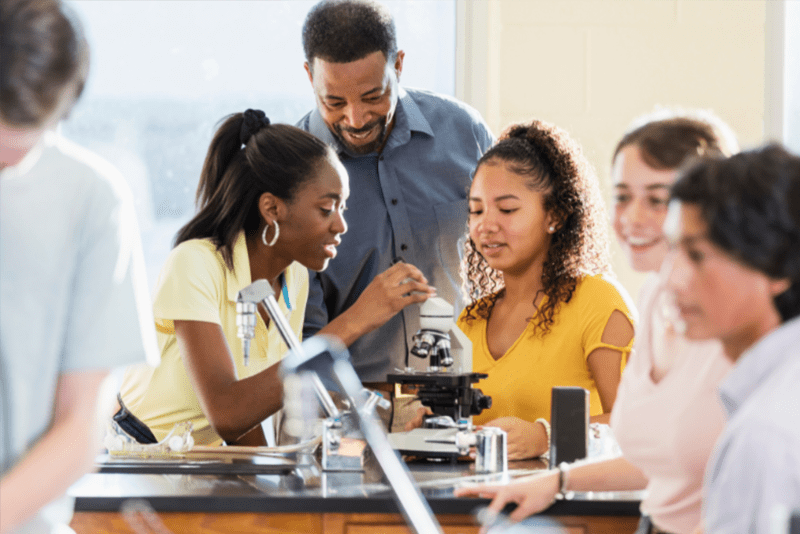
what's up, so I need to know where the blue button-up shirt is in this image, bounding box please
[298,87,494,382]
[703,315,800,534]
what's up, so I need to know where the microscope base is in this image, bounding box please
[388,428,462,459]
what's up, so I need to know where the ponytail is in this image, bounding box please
[175,110,330,269]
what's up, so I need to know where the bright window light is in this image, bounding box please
[63,0,455,288]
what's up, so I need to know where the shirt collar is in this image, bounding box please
[0,131,50,181]
[308,108,340,149]
[383,87,434,151]
[719,315,800,415]
[226,231,252,304]
[225,231,293,310]
[308,87,434,158]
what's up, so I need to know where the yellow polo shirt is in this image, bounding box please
[458,274,635,425]
[120,231,308,445]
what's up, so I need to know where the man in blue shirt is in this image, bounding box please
[297,0,494,403]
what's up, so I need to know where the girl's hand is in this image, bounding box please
[403,406,433,431]
[481,416,548,460]
[319,261,436,347]
[453,469,560,525]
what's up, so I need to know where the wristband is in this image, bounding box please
[535,417,551,456]
[557,461,571,496]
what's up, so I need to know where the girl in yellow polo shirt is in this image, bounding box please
[460,119,635,460]
[119,110,435,446]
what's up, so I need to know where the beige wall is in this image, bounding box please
[468,0,766,301]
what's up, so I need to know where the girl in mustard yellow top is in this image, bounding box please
[460,119,635,460]
[118,110,435,446]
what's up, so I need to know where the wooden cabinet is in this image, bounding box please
[71,511,639,534]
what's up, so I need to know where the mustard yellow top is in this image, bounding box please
[458,274,635,425]
[119,232,308,445]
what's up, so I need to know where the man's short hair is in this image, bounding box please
[671,144,800,321]
[0,0,89,126]
[302,0,397,69]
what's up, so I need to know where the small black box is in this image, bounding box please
[548,386,589,468]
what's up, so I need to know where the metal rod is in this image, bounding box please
[260,294,340,419]
[332,358,444,534]
[246,278,443,534]
[300,336,444,534]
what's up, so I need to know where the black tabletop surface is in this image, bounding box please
[69,456,642,516]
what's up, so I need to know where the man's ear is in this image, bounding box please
[304,61,314,85]
[393,50,405,80]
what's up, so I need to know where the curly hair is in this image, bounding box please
[461,119,611,337]
[302,0,397,69]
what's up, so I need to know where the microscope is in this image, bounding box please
[386,297,493,459]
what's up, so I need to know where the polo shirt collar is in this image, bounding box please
[718,315,800,416]
[226,231,293,310]
[308,87,434,158]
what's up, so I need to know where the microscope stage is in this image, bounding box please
[388,428,462,458]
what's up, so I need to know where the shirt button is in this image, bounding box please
[400,244,408,251]
[391,198,398,205]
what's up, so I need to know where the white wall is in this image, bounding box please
[463,0,767,300]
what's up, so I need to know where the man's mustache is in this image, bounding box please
[337,120,383,134]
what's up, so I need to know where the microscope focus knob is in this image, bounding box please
[470,389,492,415]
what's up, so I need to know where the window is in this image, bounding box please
[765,0,800,154]
[63,0,456,288]
[784,1,800,154]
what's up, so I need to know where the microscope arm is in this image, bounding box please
[236,280,339,419]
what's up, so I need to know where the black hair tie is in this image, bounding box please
[240,109,271,145]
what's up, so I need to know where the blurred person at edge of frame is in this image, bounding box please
[0,0,158,532]
[456,109,739,534]
[666,145,800,534]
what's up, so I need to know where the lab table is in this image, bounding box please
[68,455,642,533]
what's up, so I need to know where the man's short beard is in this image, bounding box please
[333,116,388,155]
